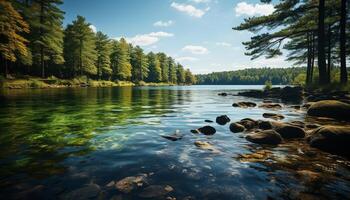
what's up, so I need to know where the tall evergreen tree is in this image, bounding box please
[131,45,149,82]
[0,0,30,76]
[95,31,111,80]
[157,52,169,82]
[110,38,132,80]
[176,63,185,84]
[64,16,97,77]
[147,52,161,82]
[27,0,64,77]
[185,69,196,84]
[168,57,177,83]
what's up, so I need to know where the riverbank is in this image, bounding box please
[0,76,176,89]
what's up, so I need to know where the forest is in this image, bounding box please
[0,0,196,86]
[232,0,349,87]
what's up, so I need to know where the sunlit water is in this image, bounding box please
[0,85,349,199]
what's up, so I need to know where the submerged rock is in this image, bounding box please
[115,174,148,193]
[138,185,173,198]
[259,103,282,109]
[216,115,230,125]
[246,130,282,145]
[62,184,101,200]
[308,126,350,157]
[197,126,216,135]
[273,123,305,139]
[194,141,219,153]
[161,131,183,141]
[263,113,285,120]
[307,100,350,120]
[229,122,245,133]
[232,101,257,108]
[205,119,214,123]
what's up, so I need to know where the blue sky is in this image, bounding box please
[61,0,290,74]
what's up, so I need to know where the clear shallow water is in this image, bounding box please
[0,85,349,200]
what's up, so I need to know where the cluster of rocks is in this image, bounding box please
[237,86,303,101]
[215,89,350,158]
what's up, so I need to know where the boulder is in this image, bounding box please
[258,120,273,130]
[238,118,257,129]
[161,132,183,141]
[288,121,305,128]
[116,174,148,193]
[259,103,282,109]
[263,113,285,120]
[232,101,257,108]
[229,122,245,133]
[308,126,350,157]
[216,115,230,125]
[197,126,216,135]
[238,90,265,98]
[218,92,228,96]
[280,86,303,100]
[246,130,283,145]
[307,100,350,120]
[274,123,305,139]
[204,119,213,123]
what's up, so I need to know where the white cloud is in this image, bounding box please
[175,57,198,62]
[171,2,209,18]
[154,20,174,27]
[190,0,210,3]
[148,31,174,37]
[120,32,174,47]
[215,42,231,47]
[89,24,97,33]
[182,45,209,54]
[235,2,275,17]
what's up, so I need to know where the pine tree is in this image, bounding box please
[185,69,196,84]
[131,45,149,82]
[27,0,64,77]
[157,52,169,82]
[0,0,30,77]
[64,16,97,77]
[95,31,111,80]
[110,38,132,80]
[168,57,177,83]
[339,0,347,84]
[176,63,186,84]
[147,52,161,82]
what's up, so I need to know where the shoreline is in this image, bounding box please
[0,77,180,90]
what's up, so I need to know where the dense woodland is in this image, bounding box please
[196,67,306,85]
[233,0,349,86]
[0,0,196,85]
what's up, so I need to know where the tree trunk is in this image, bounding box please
[340,0,347,84]
[318,0,328,85]
[40,1,45,78]
[311,32,315,83]
[327,24,331,82]
[4,59,8,78]
[306,32,312,85]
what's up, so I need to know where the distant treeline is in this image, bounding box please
[196,67,306,85]
[0,0,196,85]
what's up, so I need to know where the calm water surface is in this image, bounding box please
[0,85,349,199]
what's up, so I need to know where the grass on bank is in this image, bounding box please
[0,75,176,89]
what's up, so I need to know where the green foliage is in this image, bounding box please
[196,67,306,85]
[157,53,169,82]
[176,64,186,84]
[168,57,177,84]
[95,31,112,79]
[264,80,272,90]
[147,52,162,82]
[131,46,149,82]
[0,0,30,63]
[110,38,132,80]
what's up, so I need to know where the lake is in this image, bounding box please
[0,85,349,199]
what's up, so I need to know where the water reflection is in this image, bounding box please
[0,86,349,199]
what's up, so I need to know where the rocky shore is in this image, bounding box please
[189,86,350,158]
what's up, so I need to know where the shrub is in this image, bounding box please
[264,80,272,90]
